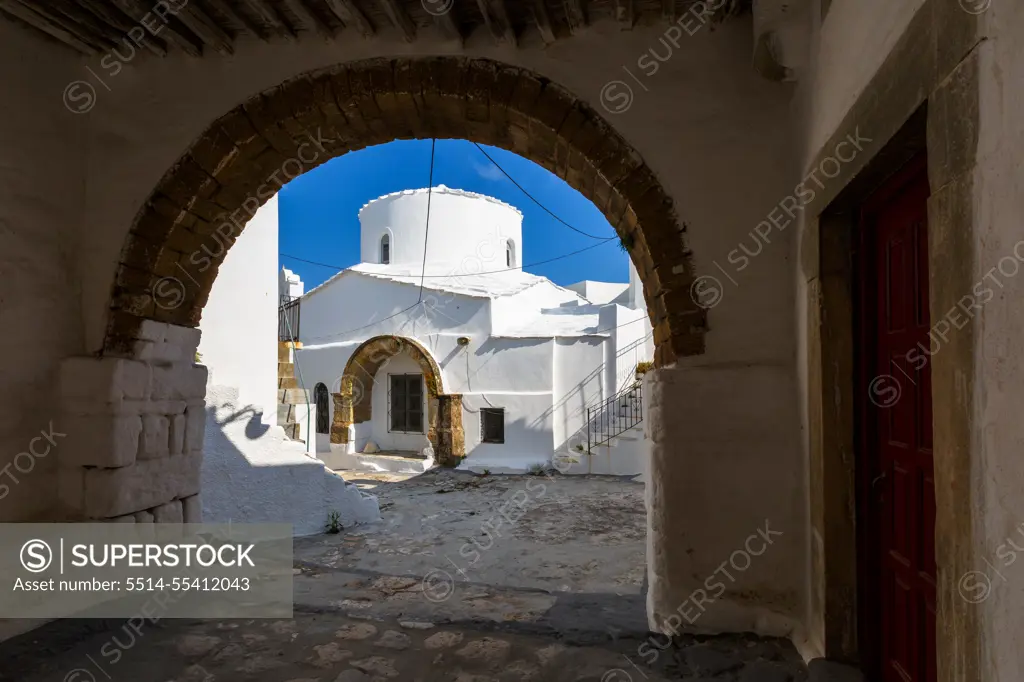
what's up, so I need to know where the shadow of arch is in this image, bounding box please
[103,56,704,367]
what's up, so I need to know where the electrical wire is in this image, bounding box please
[418,139,436,303]
[471,142,613,240]
[300,302,422,345]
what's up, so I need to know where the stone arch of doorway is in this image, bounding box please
[103,56,704,368]
[331,334,463,464]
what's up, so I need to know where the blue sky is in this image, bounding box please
[278,139,628,291]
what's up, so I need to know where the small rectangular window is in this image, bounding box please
[389,374,423,433]
[480,408,505,444]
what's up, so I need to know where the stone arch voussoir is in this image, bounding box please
[105,56,705,369]
[330,334,463,464]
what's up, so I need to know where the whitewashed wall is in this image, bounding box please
[301,274,491,347]
[198,196,279,425]
[552,337,608,449]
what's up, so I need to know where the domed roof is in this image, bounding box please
[357,185,523,219]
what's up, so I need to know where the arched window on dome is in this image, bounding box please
[506,239,516,268]
[380,234,390,264]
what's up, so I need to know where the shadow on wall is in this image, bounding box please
[213,405,271,441]
[201,383,379,536]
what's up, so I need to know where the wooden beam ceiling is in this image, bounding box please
[0,1,746,58]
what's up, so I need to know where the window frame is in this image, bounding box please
[313,383,330,434]
[388,373,424,434]
[480,407,505,444]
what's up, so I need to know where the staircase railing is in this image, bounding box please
[586,380,643,451]
[279,294,300,342]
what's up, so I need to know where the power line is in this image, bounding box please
[281,236,617,278]
[472,142,613,240]
[419,139,436,303]
[300,302,422,344]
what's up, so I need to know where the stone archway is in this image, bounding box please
[330,335,463,465]
[60,56,698,522]
[103,56,702,369]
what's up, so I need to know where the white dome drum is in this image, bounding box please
[358,185,523,275]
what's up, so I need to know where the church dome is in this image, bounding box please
[358,186,524,275]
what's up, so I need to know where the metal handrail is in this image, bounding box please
[586,380,643,451]
[279,296,300,342]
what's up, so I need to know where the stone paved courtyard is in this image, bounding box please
[0,471,809,682]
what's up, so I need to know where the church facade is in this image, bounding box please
[292,186,653,474]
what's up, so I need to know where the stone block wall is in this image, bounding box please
[58,320,207,523]
[436,394,465,467]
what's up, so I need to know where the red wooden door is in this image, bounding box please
[859,159,937,682]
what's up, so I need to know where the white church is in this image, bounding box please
[290,186,653,474]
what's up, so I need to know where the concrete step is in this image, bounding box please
[341,451,432,475]
[282,423,300,440]
[278,344,290,362]
[278,388,309,404]
[278,376,298,389]
[278,361,294,376]
[278,404,296,423]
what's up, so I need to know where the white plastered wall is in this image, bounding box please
[198,195,279,424]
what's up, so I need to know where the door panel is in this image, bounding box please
[859,160,936,682]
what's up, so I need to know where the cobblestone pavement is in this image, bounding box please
[0,471,810,682]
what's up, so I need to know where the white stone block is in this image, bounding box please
[136,341,184,366]
[169,414,186,456]
[137,320,169,343]
[139,415,170,459]
[61,414,142,468]
[152,365,209,401]
[182,494,202,523]
[184,401,206,451]
[60,357,151,403]
[62,397,146,417]
[80,452,202,518]
[165,324,202,357]
[144,400,188,416]
[153,500,183,524]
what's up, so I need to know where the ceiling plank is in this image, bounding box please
[614,0,633,28]
[237,0,297,40]
[432,8,461,43]
[107,0,204,56]
[529,0,554,44]
[281,0,334,40]
[563,0,587,34]
[76,0,168,56]
[50,0,123,49]
[378,0,416,42]
[322,0,375,36]
[175,3,236,54]
[0,0,97,53]
[15,0,110,51]
[476,0,516,46]
[204,0,266,39]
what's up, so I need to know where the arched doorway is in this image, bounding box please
[332,334,462,464]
